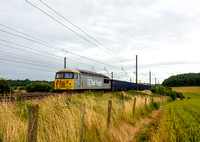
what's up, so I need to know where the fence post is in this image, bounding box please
[133,98,136,115]
[27,104,39,142]
[80,103,86,142]
[107,100,112,131]
[122,99,124,120]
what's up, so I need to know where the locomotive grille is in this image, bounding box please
[60,82,65,88]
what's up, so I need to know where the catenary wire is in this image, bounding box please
[0,28,131,78]
[0,42,105,71]
[26,0,124,62]
[0,24,121,69]
[0,29,120,69]
[25,0,130,72]
[39,0,127,62]
[0,50,61,67]
[0,58,55,72]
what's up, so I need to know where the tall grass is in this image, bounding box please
[0,91,169,142]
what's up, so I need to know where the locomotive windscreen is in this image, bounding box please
[56,73,74,79]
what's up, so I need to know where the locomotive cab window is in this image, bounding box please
[56,72,74,79]
[56,73,64,79]
[64,73,74,79]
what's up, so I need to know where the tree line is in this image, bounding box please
[7,79,53,87]
[0,78,54,94]
[162,73,200,87]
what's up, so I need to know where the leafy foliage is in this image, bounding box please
[162,73,200,87]
[25,82,53,92]
[150,86,185,100]
[0,78,12,94]
[7,79,53,87]
[16,96,32,119]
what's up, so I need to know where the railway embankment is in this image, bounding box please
[0,91,170,141]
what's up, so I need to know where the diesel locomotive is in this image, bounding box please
[54,69,149,92]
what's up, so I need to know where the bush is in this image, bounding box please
[169,92,177,101]
[174,91,185,99]
[150,87,156,93]
[19,86,25,90]
[156,86,165,95]
[25,82,53,92]
[14,86,18,90]
[149,98,160,110]
[150,86,185,101]
[0,78,12,94]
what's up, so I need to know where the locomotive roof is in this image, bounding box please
[56,69,80,73]
[78,69,109,78]
[56,69,109,78]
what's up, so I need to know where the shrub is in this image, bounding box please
[149,98,160,111]
[169,92,177,101]
[174,91,185,99]
[19,86,25,90]
[25,82,53,92]
[16,98,32,119]
[150,87,157,93]
[0,78,12,94]
[14,86,18,90]
[156,86,165,95]
[150,86,185,101]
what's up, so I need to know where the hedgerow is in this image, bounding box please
[150,86,185,100]
[25,82,53,92]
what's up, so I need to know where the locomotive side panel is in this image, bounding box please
[80,75,110,90]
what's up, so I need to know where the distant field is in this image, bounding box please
[172,86,200,92]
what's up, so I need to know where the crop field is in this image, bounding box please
[172,86,200,93]
[153,90,200,141]
[0,91,168,142]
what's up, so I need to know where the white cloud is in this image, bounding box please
[0,0,200,83]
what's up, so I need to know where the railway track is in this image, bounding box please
[0,92,61,102]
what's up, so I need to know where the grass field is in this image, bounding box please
[0,91,168,142]
[153,87,200,142]
[172,86,200,92]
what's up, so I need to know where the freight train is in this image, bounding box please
[54,69,150,92]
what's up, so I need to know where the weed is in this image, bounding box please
[130,121,136,126]
[137,133,149,142]
[15,96,32,119]
[149,98,160,110]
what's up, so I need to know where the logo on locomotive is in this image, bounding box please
[87,78,102,87]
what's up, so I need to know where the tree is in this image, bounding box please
[162,73,200,87]
[0,78,12,94]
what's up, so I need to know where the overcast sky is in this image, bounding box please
[0,0,200,83]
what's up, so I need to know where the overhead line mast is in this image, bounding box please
[136,55,138,91]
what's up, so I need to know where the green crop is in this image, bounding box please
[153,92,200,142]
